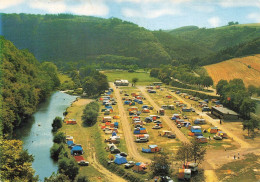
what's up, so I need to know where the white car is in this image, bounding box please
[152,125,162,129]
[213,135,222,140]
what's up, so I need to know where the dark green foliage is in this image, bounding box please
[50,143,65,161]
[82,102,100,126]
[1,14,171,67]
[53,131,66,144]
[150,152,171,177]
[1,36,59,137]
[58,157,79,180]
[243,118,260,136]
[150,68,160,78]
[76,175,89,182]
[216,79,256,118]
[44,172,70,182]
[132,77,138,86]
[52,117,63,132]
[248,85,258,96]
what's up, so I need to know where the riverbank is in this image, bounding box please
[60,98,126,181]
[14,91,77,181]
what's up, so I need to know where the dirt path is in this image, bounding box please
[111,83,151,164]
[138,86,190,144]
[167,91,251,149]
[66,98,126,182]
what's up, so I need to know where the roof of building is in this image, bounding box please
[212,106,239,116]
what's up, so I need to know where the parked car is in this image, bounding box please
[78,160,89,166]
[154,120,162,124]
[177,124,181,128]
[135,138,149,143]
[160,176,174,182]
[213,135,223,140]
[152,125,162,129]
[120,152,128,157]
[124,161,135,169]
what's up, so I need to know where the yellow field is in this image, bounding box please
[204,55,260,87]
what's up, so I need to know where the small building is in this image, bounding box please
[211,106,239,120]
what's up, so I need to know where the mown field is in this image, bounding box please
[204,55,260,87]
[103,70,160,85]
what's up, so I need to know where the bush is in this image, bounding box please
[76,175,89,182]
[58,157,79,181]
[52,117,63,132]
[53,132,66,144]
[44,172,70,182]
[82,109,98,126]
[50,143,64,161]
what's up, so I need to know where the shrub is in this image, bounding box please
[52,117,63,132]
[50,143,64,161]
[58,157,79,180]
[53,132,66,144]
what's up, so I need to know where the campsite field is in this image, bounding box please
[204,54,260,87]
[103,70,160,85]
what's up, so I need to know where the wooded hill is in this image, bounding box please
[0,36,60,137]
[1,13,260,67]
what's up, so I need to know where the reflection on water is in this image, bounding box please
[14,91,77,181]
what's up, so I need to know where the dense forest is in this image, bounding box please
[2,13,259,68]
[0,36,60,138]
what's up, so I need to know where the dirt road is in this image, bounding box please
[167,91,251,149]
[111,84,151,163]
[138,86,190,144]
[65,98,126,182]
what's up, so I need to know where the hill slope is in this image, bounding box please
[1,36,59,136]
[204,55,260,87]
[168,23,260,52]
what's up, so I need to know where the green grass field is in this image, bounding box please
[103,70,160,85]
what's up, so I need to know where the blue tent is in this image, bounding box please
[133,128,146,134]
[105,106,113,109]
[112,131,117,136]
[138,100,143,104]
[71,145,83,155]
[124,101,130,105]
[171,116,177,120]
[67,140,73,146]
[142,148,151,153]
[134,99,139,102]
[191,129,202,133]
[114,154,127,164]
[114,122,119,128]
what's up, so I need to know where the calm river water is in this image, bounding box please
[14,91,77,181]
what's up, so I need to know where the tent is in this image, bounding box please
[194,119,206,124]
[114,122,119,128]
[217,131,228,138]
[112,131,117,136]
[142,145,160,153]
[196,136,207,143]
[114,154,127,164]
[124,101,130,105]
[66,119,77,124]
[74,155,84,162]
[145,117,153,123]
[67,140,74,146]
[71,145,83,155]
[134,128,147,134]
[133,162,147,172]
[208,127,220,134]
[113,115,120,119]
[142,108,150,113]
[138,100,143,104]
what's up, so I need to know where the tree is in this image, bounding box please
[202,76,213,89]
[50,143,64,160]
[82,109,98,126]
[53,131,66,144]
[216,80,228,95]
[132,77,138,86]
[248,85,257,96]
[240,98,256,119]
[150,68,160,77]
[175,142,192,166]
[243,118,260,136]
[150,152,172,177]
[58,157,79,180]
[176,141,206,166]
[0,139,38,181]
[189,140,206,164]
[52,117,63,132]
[44,172,70,182]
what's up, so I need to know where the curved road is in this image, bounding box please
[111,83,151,164]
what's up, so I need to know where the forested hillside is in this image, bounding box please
[1,13,171,67]
[0,36,60,137]
[168,23,260,51]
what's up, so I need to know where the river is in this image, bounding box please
[14,91,77,181]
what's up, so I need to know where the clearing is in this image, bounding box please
[204,54,260,87]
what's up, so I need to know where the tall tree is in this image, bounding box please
[150,152,172,177]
